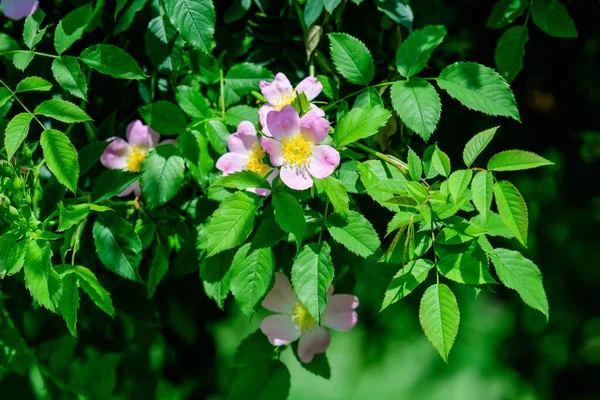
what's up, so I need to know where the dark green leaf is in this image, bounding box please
[52,57,88,100]
[4,113,33,160]
[141,145,186,209]
[91,170,140,202]
[93,214,142,281]
[395,25,446,77]
[495,26,529,83]
[40,130,79,193]
[54,4,92,54]
[531,0,578,38]
[163,0,216,54]
[79,44,147,80]
[138,101,186,135]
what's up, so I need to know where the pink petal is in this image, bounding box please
[2,0,38,20]
[258,105,275,137]
[296,76,323,101]
[266,106,300,141]
[297,327,331,363]
[215,152,247,176]
[323,294,359,331]
[300,109,330,144]
[117,181,140,198]
[308,145,340,179]
[261,272,297,313]
[100,138,131,170]
[158,139,177,146]
[327,285,334,296]
[280,165,313,190]
[248,168,279,197]
[126,120,160,148]
[260,315,301,346]
[260,73,293,104]
[228,121,258,154]
[261,137,284,166]
[311,104,326,117]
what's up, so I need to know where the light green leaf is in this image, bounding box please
[4,113,33,160]
[224,105,259,127]
[436,241,496,284]
[147,242,169,299]
[272,192,306,248]
[12,51,34,71]
[463,126,498,167]
[471,171,494,220]
[390,79,441,141]
[470,211,514,238]
[531,0,578,38]
[325,211,380,258]
[24,241,63,313]
[495,26,529,83]
[494,180,528,246]
[78,44,147,80]
[318,74,337,100]
[200,251,234,309]
[448,169,473,203]
[176,86,208,119]
[358,160,408,212]
[227,360,290,400]
[15,77,52,93]
[437,62,520,121]
[73,265,115,317]
[395,25,446,78]
[386,211,421,236]
[40,130,79,193]
[138,101,186,135]
[34,100,91,123]
[212,170,269,190]
[163,0,215,54]
[54,3,92,54]
[304,0,324,27]
[488,150,554,171]
[353,88,383,108]
[141,145,186,209]
[381,259,433,311]
[58,271,79,337]
[205,119,229,154]
[0,87,11,107]
[314,176,349,216]
[52,57,88,100]
[93,214,142,281]
[91,170,139,202]
[407,147,422,181]
[432,149,451,177]
[0,234,27,276]
[23,9,45,48]
[58,203,90,232]
[486,0,528,29]
[179,130,213,187]
[115,0,129,20]
[436,217,487,245]
[328,33,375,85]
[291,242,334,324]
[225,63,273,97]
[419,283,460,362]
[334,105,391,147]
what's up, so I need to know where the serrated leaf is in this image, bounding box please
[224,0,252,24]
[358,160,408,211]
[224,105,259,127]
[486,0,528,29]
[531,0,578,38]
[391,79,441,141]
[437,240,496,284]
[227,360,290,400]
[4,113,33,159]
[23,9,45,48]
[381,259,433,311]
[376,0,413,30]
[317,74,337,100]
[494,180,528,246]
[471,171,494,220]
[385,231,432,264]
[0,88,11,107]
[114,0,148,35]
[314,176,349,216]
[353,88,384,108]
[304,0,324,27]
[328,33,374,85]
[272,192,306,248]
[407,147,422,181]
[138,101,186,135]
[35,100,91,123]
[51,57,88,101]
[436,217,487,245]
[140,145,185,209]
[470,211,514,238]
[251,217,284,251]
[176,86,208,119]
[334,105,391,147]
[205,119,229,154]
[395,25,446,77]
[488,150,554,171]
[437,62,520,121]
[386,211,421,236]
[225,63,273,98]
[325,211,380,258]
[147,243,169,299]
[234,330,277,366]
[419,283,460,362]
[448,169,473,203]
[432,149,451,177]
[40,130,79,193]
[0,234,27,276]
[212,171,269,190]
[58,203,90,232]
[463,126,498,167]
[79,44,147,80]
[93,214,142,281]
[54,4,92,54]
[12,51,34,71]
[422,143,440,179]
[23,241,63,313]
[200,250,234,309]
[291,242,334,324]
[163,0,215,54]
[15,77,52,93]
[73,266,115,317]
[144,15,181,72]
[495,26,529,83]
[91,170,139,202]
[58,271,79,337]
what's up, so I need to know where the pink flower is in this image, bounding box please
[215,121,279,197]
[259,73,324,136]
[100,120,174,197]
[260,272,359,363]
[261,106,339,190]
[2,0,38,20]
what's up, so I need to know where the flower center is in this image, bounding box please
[292,301,317,332]
[273,92,296,111]
[282,133,313,167]
[126,145,147,172]
[246,143,269,175]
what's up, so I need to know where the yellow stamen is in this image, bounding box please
[273,92,296,111]
[282,133,313,167]
[126,144,147,172]
[246,143,269,175]
[293,301,317,332]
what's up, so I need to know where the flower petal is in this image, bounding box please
[260,73,293,104]
[311,104,326,117]
[261,272,297,313]
[323,294,359,331]
[126,120,160,148]
[300,109,330,144]
[228,121,258,154]
[261,137,284,166]
[100,138,131,170]
[266,106,300,141]
[308,145,340,179]
[117,181,140,198]
[2,0,38,20]
[215,152,247,176]
[296,76,323,101]
[297,327,331,363]
[260,315,301,346]
[258,104,275,136]
[280,165,313,190]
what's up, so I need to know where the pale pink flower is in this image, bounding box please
[2,0,38,20]
[259,73,324,136]
[216,121,279,197]
[261,106,339,190]
[100,120,174,197]
[260,272,359,363]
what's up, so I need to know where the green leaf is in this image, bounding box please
[54,3,92,54]
[115,0,129,20]
[176,86,208,119]
[328,33,375,85]
[437,241,496,284]
[448,169,473,203]
[23,241,63,313]
[325,211,380,258]
[224,105,258,127]
[381,259,433,311]
[334,105,391,147]
[224,0,252,24]
[0,234,26,276]
[432,149,451,177]
[386,211,421,236]
[250,217,284,251]
[493,180,528,246]
[114,0,148,35]
[437,62,520,121]
[207,191,260,256]
[58,271,79,337]
[234,330,277,366]
[488,150,554,171]
[200,251,234,309]
[419,283,460,362]
[148,243,169,299]
[51,57,88,101]
[140,145,185,209]
[490,248,549,318]
[291,242,334,324]
[34,100,91,123]
[531,0,578,38]
[144,15,181,72]
[40,130,79,193]
[12,51,34,71]
[205,119,229,154]
[291,92,312,118]
[58,203,90,232]
[376,0,413,30]
[385,230,432,264]
[230,244,275,318]
[314,176,349,216]
[471,171,494,220]
[291,342,331,379]
[317,74,337,100]
[78,44,147,80]
[324,0,342,13]
[225,63,273,97]
[163,0,215,54]
[4,113,33,159]
[495,26,529,83]
[390,79,441,141]
[0,87,11,107]
[15,77,52,93]
[272,192,306,247]
[436,217,487,245]
[463,126,498,167]
[73,266,115,317]
[179,130,213,186]
[470,211,514,238]
[138,101,186,135]
[227,360,290,400]
[395,25,446,78]
[486,0,528,29]
[93,214,142,281]
[353,88,384,108]
[91,170,139,202]
[304,0,324,27]
[212,171,269,190]
[358,160,408,212]
[23,9,45,49]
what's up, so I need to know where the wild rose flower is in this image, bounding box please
[259,73,324,136]
[216,121,278,197]
[1,0,38,20]
[260,272,359,363]
[100,120,173,197]
[261,106,339,190]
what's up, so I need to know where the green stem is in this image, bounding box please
[219,68,225,118]
[251,90,267,103]
[318,200,330,244]
[0,78,46,130]
[351,142,409,175]
[0,50,58,59]
[323,81,396,111]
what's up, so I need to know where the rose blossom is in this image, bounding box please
[1,0,38,20]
